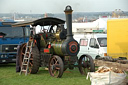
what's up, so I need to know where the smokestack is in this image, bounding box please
[61,5,79,56]
[64,5,73,38]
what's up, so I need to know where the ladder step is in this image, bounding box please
[21,70,27,72]
[24,58,29,59]
[27,46,31,47]
[23,64,28,65]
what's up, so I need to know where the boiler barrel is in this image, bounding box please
[51,39,79,56]
[51,41,64,56]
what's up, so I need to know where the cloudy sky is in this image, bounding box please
[0,0,128,14]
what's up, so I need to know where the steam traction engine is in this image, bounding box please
[13,6,95,78]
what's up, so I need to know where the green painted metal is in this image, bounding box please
[40,35,46,47]
[51,40,64,56]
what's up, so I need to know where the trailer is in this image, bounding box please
[107,18,128,59]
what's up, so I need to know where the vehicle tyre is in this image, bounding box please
[96,55,100,59]
[30,46,40,74]
[78,54,95,75]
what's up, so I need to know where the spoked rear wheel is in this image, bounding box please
[19,44,40,74]
[19,43,26,68]
[78,54,95,75]
[48,55,64,78]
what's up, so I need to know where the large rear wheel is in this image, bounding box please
[19,44,40,74]
[78,54,95,75]
[18,43,26,68]
[29,46,40,74]
[48,55,64,78]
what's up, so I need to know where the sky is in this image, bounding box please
[0,0,128,14]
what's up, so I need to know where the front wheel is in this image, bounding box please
[78,54,95,75]
[48,55,64,78]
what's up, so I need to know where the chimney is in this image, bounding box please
[64,5,73,39]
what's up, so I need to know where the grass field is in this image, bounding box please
[0,64,91,85]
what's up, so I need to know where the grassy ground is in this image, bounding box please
[0,64,91,85]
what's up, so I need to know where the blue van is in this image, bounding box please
[0,21,30,63]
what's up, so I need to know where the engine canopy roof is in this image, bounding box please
[12,17,65,27]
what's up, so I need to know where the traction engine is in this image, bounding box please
[13,5,95,78]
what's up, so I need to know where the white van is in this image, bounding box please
[74,33,107,59]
